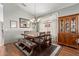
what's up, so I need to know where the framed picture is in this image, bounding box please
[19,18,30,28]
[45,23,50,27]
[45,20,51,27]
[10,20,17,28]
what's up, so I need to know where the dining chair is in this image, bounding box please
[39,32,45,36]
[44,32,52,47]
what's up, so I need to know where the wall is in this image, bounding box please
[0,4,3,46]
[39,13,58,40]
[3,4,34,44]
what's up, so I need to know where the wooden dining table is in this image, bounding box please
[21,32,41,44]
[21,32,39,37]
[20,31,51,54]
[21,32,50,44]
[21,32,43,52]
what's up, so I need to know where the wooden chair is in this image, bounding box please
[44,32,52,47]
[24,31,30,38]
[39,32,45,36]
[47,31,50,35]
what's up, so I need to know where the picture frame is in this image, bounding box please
[45,20,51,27]
[19,18,30,28]
[10,20,17,28]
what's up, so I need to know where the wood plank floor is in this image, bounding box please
[0,46,5,56]
[59,46,79,56]
[1,43,79,56]
[5,43,25,56]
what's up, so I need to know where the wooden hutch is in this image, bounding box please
[58,13,79,48]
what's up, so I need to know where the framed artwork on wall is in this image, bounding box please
[10,20,17,28]
[45,20,51,27]
[45,23,50,27]
[19,18,30,28]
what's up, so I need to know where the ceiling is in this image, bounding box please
[18,3,77,18]
[3,3,77,18]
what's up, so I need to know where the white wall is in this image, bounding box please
[39,13,58,40]
[3,5,34,44]
[0,4,3,46]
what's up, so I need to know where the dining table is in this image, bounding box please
[21,32,44,52]
[20,31,51,54]
[21,32,41,44]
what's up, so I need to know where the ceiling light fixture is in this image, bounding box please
[37,19,40,22]
[30,18,35,23]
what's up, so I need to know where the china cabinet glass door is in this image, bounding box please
[60,18,64,32]
[65,17,70,32]
[71,16,76,33]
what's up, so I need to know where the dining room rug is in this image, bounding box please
[32,44,62,56]
[15,43,62,56]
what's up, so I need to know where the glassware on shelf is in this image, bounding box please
[65,18,70,32]
[71,16,76,33]
[60,19,64,32]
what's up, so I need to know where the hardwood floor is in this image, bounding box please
[0,43,79,56]
[59,46,79,56]
[5,43,25,56]
[0,46,5,56]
